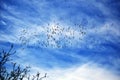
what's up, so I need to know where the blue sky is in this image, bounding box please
[0,0,120,80]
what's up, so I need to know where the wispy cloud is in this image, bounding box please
[29,63,120,80]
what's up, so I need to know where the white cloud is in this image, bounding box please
[82,21,120,49]
[0,21,86,48]
[29,63,120,80]
[87,22,120,36]
[0,20,119,50]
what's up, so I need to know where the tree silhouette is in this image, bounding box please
[0,45,47,80]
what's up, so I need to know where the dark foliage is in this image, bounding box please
[0,45,47,80]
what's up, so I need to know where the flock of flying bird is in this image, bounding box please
[18,23,86,49]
